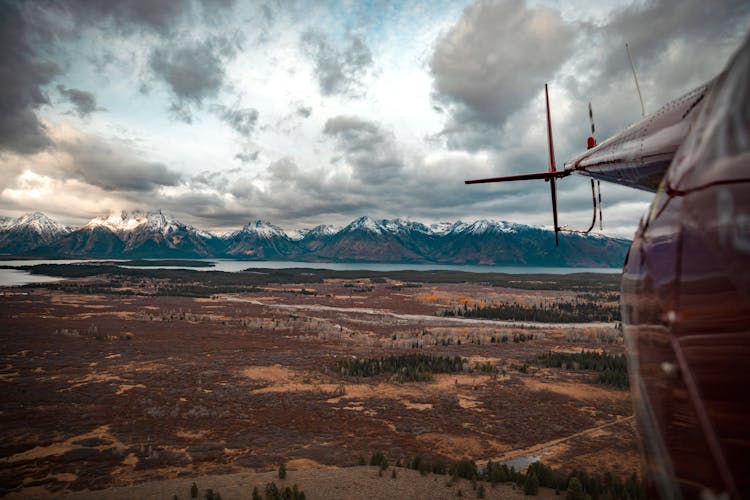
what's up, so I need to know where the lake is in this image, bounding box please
[0,259,621,287]
[0,268,65,287]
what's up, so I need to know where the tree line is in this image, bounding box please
[372,453,643,499]
[534,351,629,389]
[334,354,465,382]
[444,300,621,323]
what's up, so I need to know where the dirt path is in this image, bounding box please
[487,415,635,466]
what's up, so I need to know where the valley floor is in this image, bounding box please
[0,273,639,497]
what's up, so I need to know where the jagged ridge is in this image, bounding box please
[1,212,631,267]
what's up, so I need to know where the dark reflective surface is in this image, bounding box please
[621,35,750,499]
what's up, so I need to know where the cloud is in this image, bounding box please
[598,0,748,92]
[57,85,101,117]
[149,34,241,122]
[213,104,259,136]
[0,2,58,154]
[323,116,404,183]
[60,133,182,192]
[430,0,574,133]
[235,151,259,163]
[296,105,312,118]
[547,0,750,155]
[197,0,237,24]
[63,0,186,35]
[0,0,238,155]
[300,31,374,97]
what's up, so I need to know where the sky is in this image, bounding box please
[1,0,748,236]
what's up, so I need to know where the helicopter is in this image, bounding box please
[465,34,750,499]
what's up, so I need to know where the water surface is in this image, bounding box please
[0,258,621,287]
[0,268,64,286]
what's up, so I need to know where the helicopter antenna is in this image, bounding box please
[626,42,646,117]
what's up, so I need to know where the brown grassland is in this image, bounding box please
[0,272,638,498]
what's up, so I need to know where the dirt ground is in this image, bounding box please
[0,279,639,497]
[50,466,561,500]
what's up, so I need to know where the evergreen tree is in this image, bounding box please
[278,463,287,480]
[566,477,585,500]
[524,471,539,495]
[265,482,280,500]
[477,484,486,499]
[370,451,388,468]
[191,481,198,499]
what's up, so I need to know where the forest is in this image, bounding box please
[371,452,643,499]
[533,351,629,389]
[443,299,621,323]
[334,354,466,382]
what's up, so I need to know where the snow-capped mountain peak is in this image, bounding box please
[86,211,143,233]
[139,211,186,235]
[84,210,191,237]
[463,219,522,235]
[302,224,339,238]
[0,212,72,253]
[344,216,430,235]
[4,212,71,238]
[240,220,288,239]
[429,221,456,235]
[0,211,631,266]
[345,215,383,234]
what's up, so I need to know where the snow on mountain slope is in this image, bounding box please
[0,212,72,254]
[236,220,289,239]
[1,212,631,266]
[83,211,189,237]
[5,212,71,238]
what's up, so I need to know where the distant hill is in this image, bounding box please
[1,211,631,267]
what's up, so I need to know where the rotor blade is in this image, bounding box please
[465,170,570,184]
[550,176,559,246]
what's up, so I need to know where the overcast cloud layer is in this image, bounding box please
[0,0,748,237]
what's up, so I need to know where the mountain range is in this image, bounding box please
[0,211,632,267]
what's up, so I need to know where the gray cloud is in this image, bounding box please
[553,0,750,156]
[198,0,237,24]
[0,2,57,154]
[191,170,230,191]
[430,0,574,131]
[261,4,273,23]
[0,0,236,154]
[59,0,237,36]
[57,85,101,117]
[61,135,182,191]
[323,116,404,183]
[597,0,749,95]
[149,34,241,122]
[213,104,259,136]
[300,31,373,97]
[235,151,259,163]
[296,105,312,118]
[63,0,185,35]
